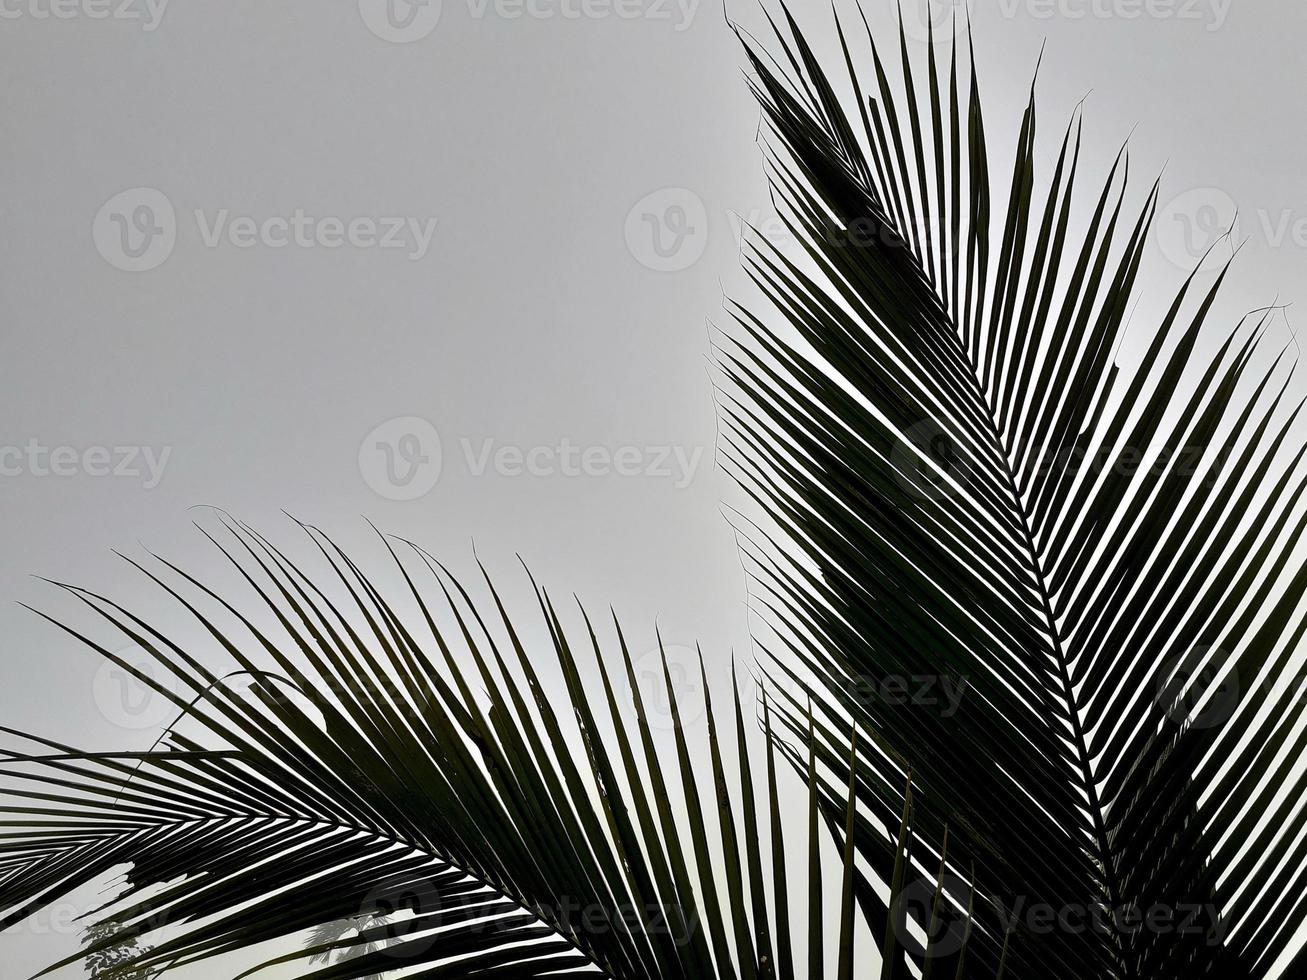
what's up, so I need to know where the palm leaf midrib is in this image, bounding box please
[921,244,1128,941]
[841,48,1129,907]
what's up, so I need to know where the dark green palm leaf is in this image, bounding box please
[720,4,1307,978]
[0,516,861,979]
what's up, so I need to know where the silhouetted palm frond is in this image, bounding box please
[5,6,1307,979]
[1,517,862,979]
[719,4,1307,978]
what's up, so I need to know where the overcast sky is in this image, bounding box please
[2,1,1305,976]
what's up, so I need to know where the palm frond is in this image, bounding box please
[1,517,861,979]
[720,5,1307,978]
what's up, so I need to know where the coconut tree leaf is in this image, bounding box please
[721,4,1307,977]
[0,517,861,979]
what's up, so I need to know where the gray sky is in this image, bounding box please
[2,1,1306,976]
